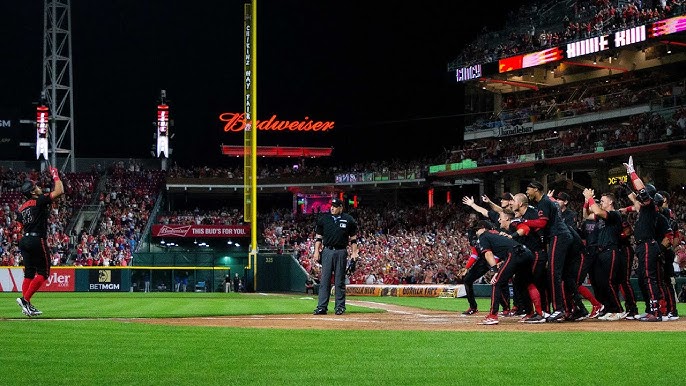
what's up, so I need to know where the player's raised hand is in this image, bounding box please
[49,167,60,181]
[623,156,634,174]
[462,196,475,206]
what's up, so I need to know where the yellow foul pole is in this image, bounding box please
[250,0,258,290]
[243,2,258,289]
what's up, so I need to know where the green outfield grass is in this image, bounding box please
[2,292,684,386]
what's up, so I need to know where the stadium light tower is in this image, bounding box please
[42,0,76,172]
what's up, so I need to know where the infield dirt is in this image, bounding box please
[138,300,683,331]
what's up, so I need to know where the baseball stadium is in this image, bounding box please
[2,1,686,385]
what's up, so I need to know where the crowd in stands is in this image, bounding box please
[450,107,686,166]
[165,157,430,184]
[452,0,684,68]
[467,68,684,130]
[70,162,164,266]
[449,71,686,166]
[157,207,245,226]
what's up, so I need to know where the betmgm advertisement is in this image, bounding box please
[88,269,121,292]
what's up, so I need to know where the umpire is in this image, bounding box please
[16,167,64,317]
[313,198,359,315]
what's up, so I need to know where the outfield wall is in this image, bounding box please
[0,252,299,293]
[2,266,685,299]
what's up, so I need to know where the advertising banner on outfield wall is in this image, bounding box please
[0,268,75,292]
[88,269,122,292]
[346,284,466,297]
[345,286,382,296]
[151,224,250,238]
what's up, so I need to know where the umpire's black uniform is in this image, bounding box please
[313,199,358,315]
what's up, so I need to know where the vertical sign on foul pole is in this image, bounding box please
[243,3,253,223]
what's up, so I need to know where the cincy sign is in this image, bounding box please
[219,112,335,133]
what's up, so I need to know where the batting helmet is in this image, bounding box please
[637,183,657,204]
[20,180,36,198]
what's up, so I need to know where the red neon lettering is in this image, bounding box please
[219,113,334,132]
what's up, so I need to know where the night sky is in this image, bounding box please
[0,1,525,166]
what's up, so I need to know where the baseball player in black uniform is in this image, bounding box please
[461,212,488,315]
[617,216,639,319]
[460,216,510,316]
[313,198,359,316]
[623,156,662,321]
[474,220,544,325]
[498,208,545,320]
[510,193,550,315]
[578,205,606,319]
[462,196,513,314]
[552,190,588,320]
[524,181,572,322]
[583,190,624,320]
[16,167,64,317]
[652,195,676,320]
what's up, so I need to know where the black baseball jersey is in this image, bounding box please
[315,212,358,248]
[593,210,622,248]
[660,207,678,236]
[655,211,672,241]
[487,210,500,225]
[535,196,571,238]
[633,203,659,241]
[580,218,599,247]
[510,218,544,252]
[17,193,53,237]
[477,230,522,258]
[560,208,578,231]
[568,222,584,247]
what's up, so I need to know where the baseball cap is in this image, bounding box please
[554,192,570,202]
[527,181,544,191]
[501,192,514,200]
[330,198,343,207]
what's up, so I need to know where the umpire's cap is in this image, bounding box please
[21,180,36,198]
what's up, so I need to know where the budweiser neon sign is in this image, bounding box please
[219,112,335,132]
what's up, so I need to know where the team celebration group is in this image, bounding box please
[461,156,680,325]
